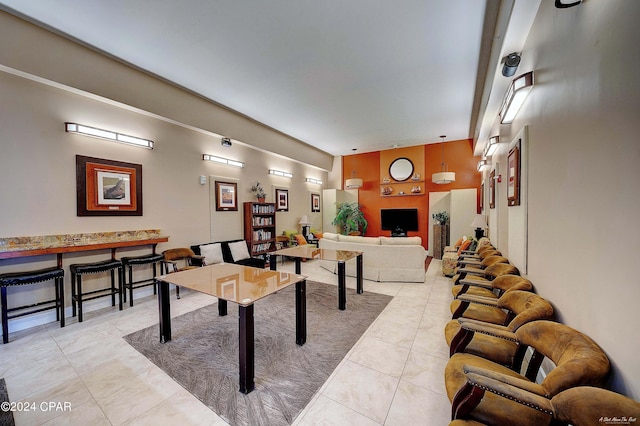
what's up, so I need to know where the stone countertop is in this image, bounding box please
[0,230,167,257]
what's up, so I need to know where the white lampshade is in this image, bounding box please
[432,172,456,184]
[470,214,487,229]
[299,215,311,225]
[345,178,363,189]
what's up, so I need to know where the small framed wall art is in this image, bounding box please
[275,188,289,211]
[76,155,142,216]
[507,140,521,206]
[215,181,238,211]
[311,193,320,212]
[489,169,496,209]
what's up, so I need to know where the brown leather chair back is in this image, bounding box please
[497,291,554,331]
[515,321,610,396]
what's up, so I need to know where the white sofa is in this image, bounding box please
[318,232,427,282]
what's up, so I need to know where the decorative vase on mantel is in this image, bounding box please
[433,224,448,260]
[258,197,266,203]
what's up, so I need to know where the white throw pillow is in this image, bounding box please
[228,241,250,261]
[199,243,224,264]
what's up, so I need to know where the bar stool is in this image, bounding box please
[70,259,123,322]
[120,253,163,307]
[0,266,65,344]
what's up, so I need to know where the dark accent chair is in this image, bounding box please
[191,240,266,269]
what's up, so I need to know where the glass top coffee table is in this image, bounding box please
[155,263,306,394]
[270,245,363,310]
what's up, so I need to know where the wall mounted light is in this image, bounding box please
[305,177,323,185]
[477,159,490,172]
[65,122,153,149]
[202,154,245,168]
[499,71,534,124]
[484,136,500,157]
[269,169,293,178]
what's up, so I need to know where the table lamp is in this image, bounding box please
[299,215,311,238]
[470,214,487,239]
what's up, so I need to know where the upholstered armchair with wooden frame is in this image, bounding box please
[162,248,205,299]
[452,274,532,300]
[445,321,611,426]
[455,263,519,290]
[453,255,509,284]
[457,240,495,260]
[449,386,640,426]
[445,291,554,368]
[457,249,502,268]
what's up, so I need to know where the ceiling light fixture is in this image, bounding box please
[499,71,534,124]
[345,148,363,189]
[432,135,456,184]
[305,177,323,185]
[484,136,500,157]
[202,154,244,168]
[65,122,153,149]
[268,169,293,178]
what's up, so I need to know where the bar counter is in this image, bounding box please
[0,230,169,264]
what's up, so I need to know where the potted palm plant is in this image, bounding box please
[332,202,368,235]
[250,181,266,202]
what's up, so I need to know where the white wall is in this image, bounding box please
[483,0,640,398]
[0,37,329,333]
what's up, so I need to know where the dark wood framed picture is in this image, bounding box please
[480,182,484,211]
[507,140,521,206]
[311,193,320,212]
[215,181,238,211]
[275,188,289,211]
[76,155,142,216]
[489,169,496,209]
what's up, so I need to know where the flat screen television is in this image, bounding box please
[381,208,419,236]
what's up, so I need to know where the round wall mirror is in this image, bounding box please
[389,157,414,182]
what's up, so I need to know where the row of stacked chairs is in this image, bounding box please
[442,241,640,425]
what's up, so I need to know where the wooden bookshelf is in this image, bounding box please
[243,202,276,257]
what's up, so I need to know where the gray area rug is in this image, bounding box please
[124,281,392,426]
[1,378,15,426]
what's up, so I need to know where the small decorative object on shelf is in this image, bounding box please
[411,173,421,181]
[250,181,267,202]
[411,185,421,193]
[382,177,390,183]
[381,186,393,195]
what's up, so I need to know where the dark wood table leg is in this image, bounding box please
[218,299,227,316]
[356,254,363,294]
[270,255,277,271]
[295,258,302,275]
[158,279,171,343]
[296,280,307,345]
[239,304,255,394]
[338,261,346,310]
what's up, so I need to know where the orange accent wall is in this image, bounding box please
[342,139,480,250]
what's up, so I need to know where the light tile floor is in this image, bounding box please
[0,259,453,425]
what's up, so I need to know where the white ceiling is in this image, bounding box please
[0,0,538,156]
